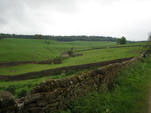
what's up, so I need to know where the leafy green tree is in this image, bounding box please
[0,33,120,42]
[0,34,4,40]
[34,34,50,44]
[116,38,121,44]
[120,36,127,44]
[34,34,43,39]
[117,36,127,44]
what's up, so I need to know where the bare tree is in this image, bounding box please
[148,32,151,42]
[147,32,151,51]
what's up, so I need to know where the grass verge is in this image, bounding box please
[60,57,151,113]
[0,69,93,98]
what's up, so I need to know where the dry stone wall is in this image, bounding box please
[0,57,138,113]
[0,57,133,81]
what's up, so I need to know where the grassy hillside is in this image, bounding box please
[0,38,116,62]
[0,38,147,63]
[0,46,145,75]
[0,69,90,98]
[0,37,149,106]
[60,57,151,113]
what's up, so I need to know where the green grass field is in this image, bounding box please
[0,38,149,106]
[0,46,145,75]
[0,38,147,76]
[0,38,147,62]
[0,69,90,98]
[60,57,151,113]
[0,38,116,62]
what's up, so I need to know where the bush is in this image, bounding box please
[53,57,62,64]
[18,89,27,98]
[5,85,16,94]
[117,36,127,44]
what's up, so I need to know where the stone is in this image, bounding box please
[0,91,18,113]
[2,56,138,113]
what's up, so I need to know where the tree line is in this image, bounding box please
[117,36,127,44]
[0,33,130,44]
[0,33,118,42]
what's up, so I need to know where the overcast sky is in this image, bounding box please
[0,0,151,41]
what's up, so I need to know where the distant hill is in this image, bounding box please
[0,33,118,42]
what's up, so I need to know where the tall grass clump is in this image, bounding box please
[60,57,151,113]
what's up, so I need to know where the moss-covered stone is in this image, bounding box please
[1,56,141,113]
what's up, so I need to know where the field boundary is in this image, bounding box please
[1,55,139,113]
[0,57,133,81]
[0,51,148,113]
[0,44,148,67]
[0,58,62,67]
[77,44,150,52]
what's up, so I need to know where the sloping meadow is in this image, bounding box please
[0,55,140,113]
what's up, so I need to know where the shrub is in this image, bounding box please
[17,89,27,98]
[53,57,62,64]
[117,36,127,44]
[5,85,16,94]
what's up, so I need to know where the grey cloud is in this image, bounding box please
[0,18,7,25]
[0,0,28,24]
[0,0,78,32]
[0,0,150,40]
[22,0,78,13]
